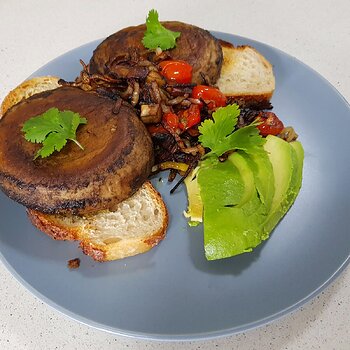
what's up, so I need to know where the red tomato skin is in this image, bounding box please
[147,124,167,135]
[159,60,193,84]
[256,112,284,136]
[191,85,227,109]
[163,112,179,130]
[178,104,201,130]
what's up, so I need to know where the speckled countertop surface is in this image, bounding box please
[0,1,349,349]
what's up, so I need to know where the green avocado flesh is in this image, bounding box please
[262,135,294,233]
[197,152,270,260]
[244,151,275,213]
[262,136,304,234]
[191,135,304,261]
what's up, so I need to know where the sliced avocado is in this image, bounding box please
[243,151,275,212]
[186,133,304,261]
[184,151,270,225]
[228,152,256,206]
[290,141,304,190]
[198,156,245,209]
[198,152,269,260]
[184,153,252,226]
[184,167,203,223]
[263,136,304,234]
[287,141,304,204]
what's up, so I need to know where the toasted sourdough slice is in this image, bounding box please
[28,181,168,261]
[1,76,60,118]
[216,41,275,109]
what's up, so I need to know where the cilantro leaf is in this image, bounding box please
[142,9,181,50]
[198,104,240,157]
[198,104,265,157]
[36,131,68,159]
[22,108,61,143]
[22,107,87,159]
[228,123,266,155]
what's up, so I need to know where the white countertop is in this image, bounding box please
[0,1,349,349]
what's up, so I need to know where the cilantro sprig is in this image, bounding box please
[22,107,87,159]
[142,9,181,50]
[198,104,265,158]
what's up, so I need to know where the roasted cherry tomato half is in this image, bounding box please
[147,124,167,135]
[256,112,284,136]
[179,104,201,130]
[191,85,227,109]
[162,112,179,130]
[159,60,193,84]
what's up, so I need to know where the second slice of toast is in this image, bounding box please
[216,41,275,109]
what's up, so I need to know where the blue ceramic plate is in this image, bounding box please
[1,33,349,340]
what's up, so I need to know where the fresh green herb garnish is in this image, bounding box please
[198,104,265,158]
[142,9,181,50]
[22,107,87,159]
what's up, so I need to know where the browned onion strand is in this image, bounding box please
[150,81,162,103]
[120,82,134,99]
[160,102,171,114]
[167,96,187,105]
[131,81,140,106]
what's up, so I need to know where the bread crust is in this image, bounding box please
[28,209,80,241]
[227,93,273,110]
[27,182,168,261]
[1,76,60,118]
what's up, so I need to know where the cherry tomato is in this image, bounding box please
[147,124,167,135]
[179,104,201,130]
[159,60,193,84]
[191,85,227,109]
[256,112,284,136]
[163,112,179,130]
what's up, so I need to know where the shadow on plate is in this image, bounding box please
[187,223,269,276]
[75,246,160,278]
